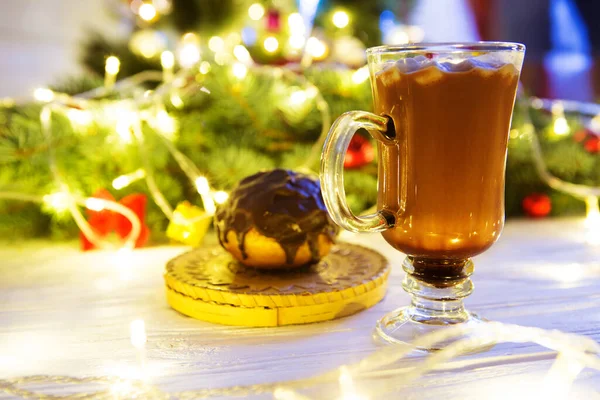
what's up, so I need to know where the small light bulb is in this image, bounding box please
[85,198,105,212]
[552,103,570,136]
[195,176,210,194]
[288,13,305,35]
[232,62,248,79]
[116,123,132,142]
[160,50,174,69]
[208,36,225,53]
[138,3,157,21]
[199,61,211,74]
[67,109,93,127]
[585,197,600,222]
[213,191,229,204]
[263,36,279,53]
[43,192,71,213]
[112,169,145,190]
[178,44,201,68]
[352,66,369,84]
[248,3,265,20]
[33,88,54,102]
[585,197,600,246]
[170,94,184,109]
[289,90,307,106]
[288,35,306,50]
[112,176,130,190]
[129,319,147,349]
[306,37,327,59]
[553,117,570,136]
[105,56,121,75]
[116,116,134,143]
[155,109,176,136]
[332,10,350,28]
[178,33,201,68]
[233,45,252,65]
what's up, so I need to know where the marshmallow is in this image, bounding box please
[436,59,475,72]
[395,58,419,73]
[376,63,402,87]
[412,65,444,85]
[375,54,512,83]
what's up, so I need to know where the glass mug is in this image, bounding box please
[321,43,525,349]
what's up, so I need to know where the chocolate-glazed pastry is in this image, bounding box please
[215,169,339,269]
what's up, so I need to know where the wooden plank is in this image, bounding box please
[0,218,599,399]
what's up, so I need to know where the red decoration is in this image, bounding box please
[584,136,600,153]
[80,189,150,251]
[522,193,552,218]
[344,134,374,169]
[265,8,280,32]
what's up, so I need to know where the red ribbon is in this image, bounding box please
[80,189,150,251]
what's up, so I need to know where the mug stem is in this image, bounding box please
[376,257,488,351]
[402,257,473,324]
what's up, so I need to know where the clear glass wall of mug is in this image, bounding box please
[320,43,525,350]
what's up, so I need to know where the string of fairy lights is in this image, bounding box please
[0,321,599,398]
[28,66,220,250]
[0,1,353,249]
[3,53,338,249]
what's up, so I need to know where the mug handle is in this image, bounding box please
[320,111,396,233]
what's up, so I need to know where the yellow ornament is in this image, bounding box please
[166,201,212,246]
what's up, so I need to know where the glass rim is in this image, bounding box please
[366,42,525,56]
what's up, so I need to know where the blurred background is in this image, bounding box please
[1,0,599,245]
[1,0,598,100]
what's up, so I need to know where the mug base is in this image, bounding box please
[375,307,492,352]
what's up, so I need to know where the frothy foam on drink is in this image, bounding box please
[376,55,518,86]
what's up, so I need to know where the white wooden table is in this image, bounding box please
[1,218,600,399]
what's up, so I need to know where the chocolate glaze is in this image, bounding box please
[215,169,339,266]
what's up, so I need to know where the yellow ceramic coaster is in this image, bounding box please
[164,243,390,327]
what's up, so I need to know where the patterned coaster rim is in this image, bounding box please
[165,279,389,326]
[164,242,390,308]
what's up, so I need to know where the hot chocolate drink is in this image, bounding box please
[321,43,525,346]
[372,57,520,260]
